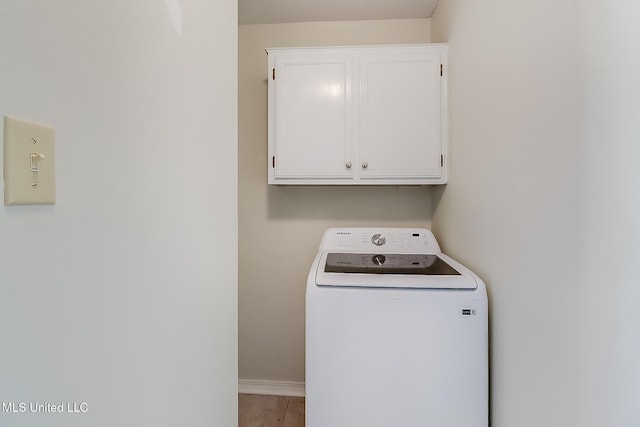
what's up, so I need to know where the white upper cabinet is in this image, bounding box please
[267,44,448,185]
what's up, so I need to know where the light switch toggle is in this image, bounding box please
[30,153,46,172]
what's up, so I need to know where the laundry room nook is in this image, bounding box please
[238,1,640,427]
[238,16,434,395]
[2,1,638,427]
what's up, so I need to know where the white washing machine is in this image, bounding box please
[306,227,488,427]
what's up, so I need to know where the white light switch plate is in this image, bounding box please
[3,116,56,205]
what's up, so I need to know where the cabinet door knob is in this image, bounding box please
[362,162,368,169]
[346,162,352,169]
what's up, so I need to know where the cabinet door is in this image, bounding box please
[270,52,354,181]
[359,47,445,182]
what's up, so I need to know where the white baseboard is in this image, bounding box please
[238,379,305,397]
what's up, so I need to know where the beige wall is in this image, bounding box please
[432,1,640,426]
[239,19,432,382]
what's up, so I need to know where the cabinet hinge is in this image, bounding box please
[272,156,276,168]
[441,154,444,167]
[272,68,276,80]
[440,64,443,77]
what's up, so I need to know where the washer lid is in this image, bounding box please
[315,252,478,289]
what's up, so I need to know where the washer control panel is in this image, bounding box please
[319,228,441,253]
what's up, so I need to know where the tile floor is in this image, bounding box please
[239,394,305,427]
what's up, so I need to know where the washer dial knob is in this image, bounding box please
[371,233,386,246]
[372,254,386,266]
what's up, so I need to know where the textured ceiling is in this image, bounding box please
[239,0,439,25]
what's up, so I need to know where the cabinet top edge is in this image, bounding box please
[265,43,447,55]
